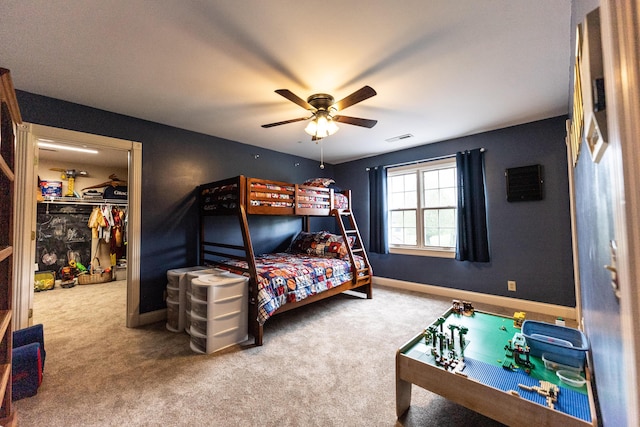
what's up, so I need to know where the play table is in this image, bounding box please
[396,307,597,426]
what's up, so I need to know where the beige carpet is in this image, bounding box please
[14,280,511,426]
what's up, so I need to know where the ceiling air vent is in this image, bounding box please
[385,134,414,143]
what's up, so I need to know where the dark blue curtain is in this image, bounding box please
[368,166,388,254]
[456,149,490,262]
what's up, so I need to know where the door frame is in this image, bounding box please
[14,123,142,328]
[601,0,640,421]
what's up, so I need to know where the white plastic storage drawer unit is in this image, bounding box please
[183,269,234,333]
[166,266,209,332]
[165,266,229,333]
[189,273,248,354]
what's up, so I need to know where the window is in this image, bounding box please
[387,158,457,257]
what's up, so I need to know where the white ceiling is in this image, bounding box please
[1,1,572,164]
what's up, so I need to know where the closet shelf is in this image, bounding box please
[39,197,128,206]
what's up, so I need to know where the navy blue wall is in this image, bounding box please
[17,90,336,313]
[16,91,575,310]
[334,116,575,307]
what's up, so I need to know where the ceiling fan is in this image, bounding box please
[262,86,378,140]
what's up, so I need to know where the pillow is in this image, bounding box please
[287,231,354,258]
[303,177,335,188]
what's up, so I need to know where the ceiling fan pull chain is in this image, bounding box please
[320,140,325,169]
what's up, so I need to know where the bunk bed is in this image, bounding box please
[199,175,372,346]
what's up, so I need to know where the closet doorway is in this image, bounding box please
[14,124,142,329]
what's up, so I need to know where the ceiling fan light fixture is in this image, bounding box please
[304,112,339,139]
[264,86,376,139]
[304,119,317,136]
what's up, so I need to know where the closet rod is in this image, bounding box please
[366,147,485,171]
[40,198,128,207]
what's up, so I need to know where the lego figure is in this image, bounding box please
[452,299,463,314]
[462,301,474,316]
[513,311,526,328]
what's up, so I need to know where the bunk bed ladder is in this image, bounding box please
[332,209,372,298]
[236,204,264,346]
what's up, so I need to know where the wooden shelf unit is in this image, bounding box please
[0,67,22,426]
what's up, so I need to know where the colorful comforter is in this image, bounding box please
[219,253,365,324]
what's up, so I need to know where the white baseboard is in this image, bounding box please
[135,279,577,326]
[373,277,577,320]
[137,308,167,326]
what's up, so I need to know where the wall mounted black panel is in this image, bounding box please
[505,164,543,202]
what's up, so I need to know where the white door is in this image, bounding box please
[600,0,640,422]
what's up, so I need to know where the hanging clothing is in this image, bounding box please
[100,205,113,242]
[87,207,103,239]
[111,206,122,247]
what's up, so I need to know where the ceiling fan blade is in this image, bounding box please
[334,115,378,128]
[261,117,310,128]
[333,86,377,111]
[275,89,314,110]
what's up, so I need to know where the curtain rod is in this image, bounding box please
[366,148,485,171]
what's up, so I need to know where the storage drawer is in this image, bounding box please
[189,324,248,354]
[191,274,247,302]
[191,294,245,318]
[190,332,207,353]
[191,299,207,318]
[167,266,209,288]
[185,269,232,294]
[166,284,179,301]
[165,299,179,331]
[190,310,245,336]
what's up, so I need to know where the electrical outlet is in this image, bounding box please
[508,280,517,292]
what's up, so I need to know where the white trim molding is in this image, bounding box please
[15,123,143,328]
[138,309,167,326]
[13,123,36,330]
[127,141,142,327]
[373,277,577,321]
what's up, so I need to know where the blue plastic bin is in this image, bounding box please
[522,320,589,370]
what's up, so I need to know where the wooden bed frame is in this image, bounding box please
[198,175,373,346]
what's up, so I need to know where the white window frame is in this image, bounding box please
[387,158,457,258]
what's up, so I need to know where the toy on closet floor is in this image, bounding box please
[57,259,87,288]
